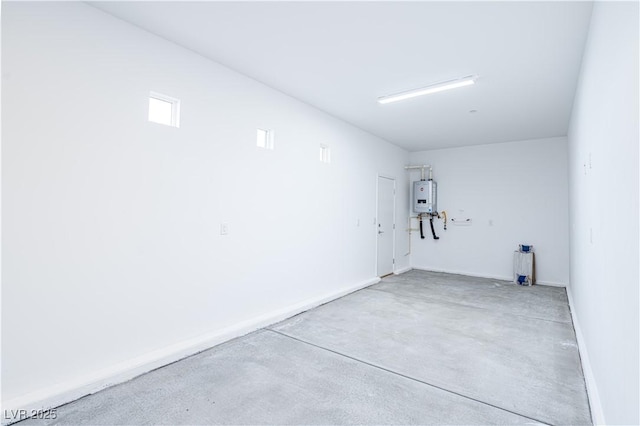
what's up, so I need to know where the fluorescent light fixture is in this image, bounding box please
[377,75,478,105]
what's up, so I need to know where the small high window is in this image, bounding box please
[319,144,331,163]
[148,92,180,127]
[257,128,274,150]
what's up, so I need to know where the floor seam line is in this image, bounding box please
[266,328,552,426]
[364,287,572,325]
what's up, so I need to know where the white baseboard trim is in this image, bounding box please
[412,265,511,281]
[393,266,412,275]
[533,280,566,287]
[566,286,605,425]
[411,265,566,287]
[1,276,380,426]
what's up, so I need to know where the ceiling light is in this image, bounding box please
[377,75,478,105]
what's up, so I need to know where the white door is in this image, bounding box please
[376,176,395,277]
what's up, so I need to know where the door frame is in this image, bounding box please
[375,173,396,277]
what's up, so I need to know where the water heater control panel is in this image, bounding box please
[413,180,437,214]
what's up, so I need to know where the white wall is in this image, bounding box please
[1,2,409,414]
[567,2,639,424]
[409,137,569,286]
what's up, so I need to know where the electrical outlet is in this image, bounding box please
[220,223,229,235]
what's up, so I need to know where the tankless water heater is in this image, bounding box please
[413,180,437,214]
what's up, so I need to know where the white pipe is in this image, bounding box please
[405,164,432,181]
[406,216,413,256]
[406,216,421,256]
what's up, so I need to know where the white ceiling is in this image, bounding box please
[91,1,593,152]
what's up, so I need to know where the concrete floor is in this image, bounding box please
[17,270,592,425]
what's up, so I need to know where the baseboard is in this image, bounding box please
[411,265,566,287]
[412,265,512,281]
[1,276,380,426]
[533,280,566,287]
[393,266,412,275]
[566,286,605,425]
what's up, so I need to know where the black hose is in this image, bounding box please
[419,215,425,239]
[430,216,440,240]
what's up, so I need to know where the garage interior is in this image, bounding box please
[16,271,591,425]
[2,1,638,425]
